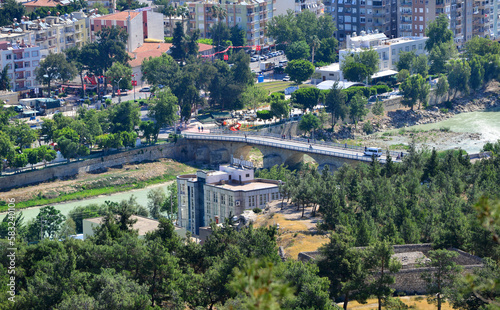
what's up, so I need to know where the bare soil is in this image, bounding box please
[0,159,195,203]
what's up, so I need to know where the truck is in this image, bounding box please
[259,61,275,72]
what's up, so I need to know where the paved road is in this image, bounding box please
[250,54,287,73]
[183,133,401,163]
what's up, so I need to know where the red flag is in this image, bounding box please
[256,45,261,51]
[117,89,121,96]
[223,54,228,61]
[83,84,86,90]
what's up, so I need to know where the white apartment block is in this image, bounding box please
[187,0,276,47]
[339,31,428,71]
[274,0,324,16]
[0,14,88,59]
[0,41,41,92]
[177,162,281,235]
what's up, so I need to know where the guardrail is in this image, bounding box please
[183,133,401,164]
[205,130,406,158]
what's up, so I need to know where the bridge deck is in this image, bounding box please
[183,133,403,163]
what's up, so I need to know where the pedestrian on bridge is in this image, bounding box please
[308,138,310,143]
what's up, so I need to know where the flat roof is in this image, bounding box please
[85,215,159,235]
[372,69,398,79]
[211,181,278,191]
[316,80,365,90]
[93,11,140,21]
[317,62,340,72]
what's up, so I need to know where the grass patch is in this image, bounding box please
[389,143,410,151]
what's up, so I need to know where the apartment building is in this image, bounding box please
[90,9,164,52]
[398,0,493,47]
[324,0,397,44]
[0,14,88,59]
[23,0,71,14]
[177,159,281,235]
[339,31,428,70]
[0,41,41,92]
[187,0,276,47]
[274,0,324,16]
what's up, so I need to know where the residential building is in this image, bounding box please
[177,158,281,235]
[23,0,71,14]
[274,0,324,16]
[0,14,88,59]
[186,0,276,48]
[339,31,428,72]
[324,0,397,44]
[163,15,185,38]
[90,9,164,52]
[0,41,41,92]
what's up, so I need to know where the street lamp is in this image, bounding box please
[116,77,123,104]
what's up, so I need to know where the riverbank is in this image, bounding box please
[0,159,196,212]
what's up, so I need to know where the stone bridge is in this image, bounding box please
[178,133,396,170]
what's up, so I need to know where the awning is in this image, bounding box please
[371,70,398,79]
[316,80,365,90]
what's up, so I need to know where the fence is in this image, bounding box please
[199,130,406,159]
[183,133,402,163]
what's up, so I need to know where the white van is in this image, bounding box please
[364,147,383,157]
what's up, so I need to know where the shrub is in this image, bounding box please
[256,110,273,120]
[363,122,374,134]
[440,108,448,113]
[370,84,392,94]
[439,126,450,132]
[164,37,173,43]
[372,100,384,116]
[253,207,262,213]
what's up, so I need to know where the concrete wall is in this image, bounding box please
[0,143,178,190]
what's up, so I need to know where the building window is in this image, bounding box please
[26,71,31,77]
[24,61,30,68]
[259,194,263,206]
[6,55,11,60]
[24,52,30,58]
[246,174,250,177]
[206,191,210,201]
[228,196,233,206]
[249,196,252,206]
[213,192,218,203]
[220,205,225,217]
[221,194,226,205]
[32,51,39,57]
[206,202,211,214]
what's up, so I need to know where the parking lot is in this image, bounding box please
[249,51,288,73]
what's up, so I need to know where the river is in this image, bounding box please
[2,181,174,222]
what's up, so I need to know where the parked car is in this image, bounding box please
[283,75,290,81]
[251,57,258,62]
[139,87,150,92]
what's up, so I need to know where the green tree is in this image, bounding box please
[366,240,402,310]
[230,50,254,87]
[0,65,11,91]
[27,206,66,241]
[266,11,303,45]
[397,69,410,83]
[0,0,26,27]
[311,35,321,63]
[372,99,384,116]
[400,74,428,110]
[342,62,370,83]
[25,148,40,170]
[463,36,500,59]
[286,40,311,61]
[447,59,471,100]
[35,53,77,96]
[291,87,321,112]
[429,42,456,74]
[420,249,463,310]
[109,100,140,133]
[0,131,14,169]
[285,59,314,84]
[141,53,179,89]
[298,113,320,137]
[435,74,449,104]
[413,54,429,77]
[106,61,132,94]
[171,21,186,61]
[14,123,38,148]
[241,85,268,112]
[316,37,338,63]
[469,55,485,91]
[348,93,368,127]
[94,26,129,89]
[210,21,230,56]
[425,14,454,51]
[163,4,177,37]
[317,227,368,309]
[148,88,178,142]
[140,120,156,144]
[230,25,246,49]
[270,94,291,120]
[325,81,348,127]
[147,187,166,219]
[12,152,28,169]
[396,51,416,72]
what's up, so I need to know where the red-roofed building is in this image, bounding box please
[23,0,71,13]
[90,9,164,52]
[128,42,214,87]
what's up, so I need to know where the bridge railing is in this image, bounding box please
[208,129,405,158]
[183,133,395,164]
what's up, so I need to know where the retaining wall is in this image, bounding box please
[0,143,179,190]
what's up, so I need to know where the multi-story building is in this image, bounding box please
[324,0,396,44]
[340,31,428,70]
[186,0,276,48]
[0,14,88,59]
[23,0,71,14]
[90,9,164,52]
[177,159,281,235]
[274,0,324,16]
[0,41,41,92]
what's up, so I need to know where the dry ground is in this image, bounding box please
[343,296,454,309]
[0,159,195,203]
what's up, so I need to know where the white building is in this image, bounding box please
[339,31,428,72]
[0,41,41,92]
[274,0,324,16]
[177,159,282,235]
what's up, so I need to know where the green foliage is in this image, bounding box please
[363,122,374,134]
[291,87,321,112]
[396,51,416,72]
[342,62,370,83]
[481,140,500,155]
[425,14,454,51]
[285,59,315,84]
[0,0,26,27]
[252,207,262,214]
[372,100,384,116]
[0,65,11,91]
[370,84,392,94]
[325,81,348,127]
[286,40,311,61]
[348,93,369,126]
[400,74,430,110]
[298,113,320,136]
[106,61,132,91]
[256,110,273,120]
[447,59,471,99]
[171,21,186,61]
[35,53,77,95]
[397,69,410,83]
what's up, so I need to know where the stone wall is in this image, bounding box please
[0,143,179,190]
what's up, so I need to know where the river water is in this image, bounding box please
[2,181,174,222]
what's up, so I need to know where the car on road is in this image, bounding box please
[251,57,258,62]
[283,75,290,81]
[364,147,383,157]
[139,87,150,92]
